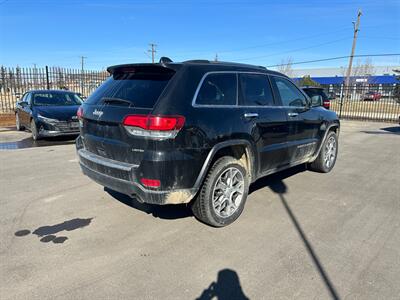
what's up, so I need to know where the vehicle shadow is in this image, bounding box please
[105,188,193,220]
[14,217,93,244]
[105,165,309,220]
[196,269,249,300]
[268,179,340,300]
[360,126,400,135]
[249,164,307,195]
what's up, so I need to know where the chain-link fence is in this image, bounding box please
[0,66,109,113]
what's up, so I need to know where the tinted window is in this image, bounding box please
[86,72,173,108]
[302,88,328,101]
[272,77,307,107]
[239,73,274,106]
[32,92,82,106]
[25,93,32,105]
[20,93,27,102]
[196,73,236,106]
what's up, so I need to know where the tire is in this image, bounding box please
[15,113,24,131]
[191,156,249,227]
[31,119,41,141]
[309,131,338,173]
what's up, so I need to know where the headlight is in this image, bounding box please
[37,114,58,124]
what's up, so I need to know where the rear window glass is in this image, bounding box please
[195,73,237,106]
[85,71,173,108]
[302,88,328,100]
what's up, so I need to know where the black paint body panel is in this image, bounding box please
[76,61,340,204]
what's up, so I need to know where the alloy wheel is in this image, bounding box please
[324,136,336,169]
[212,167,245,218]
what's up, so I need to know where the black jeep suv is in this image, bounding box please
[76,59,339,227]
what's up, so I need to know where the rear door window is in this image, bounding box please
[302,88,328,100]
[195,73,237,106]
[239,73,275,106]
[85,71,174,108]
[271,76,307,107]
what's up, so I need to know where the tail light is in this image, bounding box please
[140,178,161,188]
[123,115,185,139]
[323,100,330,109]
[77,106,83,119]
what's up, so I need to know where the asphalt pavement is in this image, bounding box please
[0,121,399,299]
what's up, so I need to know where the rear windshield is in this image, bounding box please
[302,88,328,100]
[85,71,174,108]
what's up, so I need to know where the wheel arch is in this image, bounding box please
[311,121,340,161]
[193,139,257,191]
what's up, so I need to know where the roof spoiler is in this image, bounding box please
[159,56,173,65]
[107,63,177,75]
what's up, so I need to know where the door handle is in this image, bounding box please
[288,112,299,117]
[244,113,259,118]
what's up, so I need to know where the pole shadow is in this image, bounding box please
[196,269,249,300]
[269,180,340,300]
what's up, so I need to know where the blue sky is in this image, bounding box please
[0,0,399,70]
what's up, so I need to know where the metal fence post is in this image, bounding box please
[339,84,344,118]
[45,66,50,90]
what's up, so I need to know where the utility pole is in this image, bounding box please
[214,53,219,62]
[344,10,362,100]
[80,56,87,93]
[148,43,157,63]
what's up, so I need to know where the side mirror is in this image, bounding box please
[19,101,28,107]
[311,95,323,107]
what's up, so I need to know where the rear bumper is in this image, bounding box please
[76,138,196,205]
[79,163,196,205]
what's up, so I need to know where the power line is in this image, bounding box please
[265,53,400,68]
[217,26,352,54]
[172,26,353,57]
[234,37,352,61]
[358,36,400,41]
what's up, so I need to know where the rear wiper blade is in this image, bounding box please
[101,97,133,106]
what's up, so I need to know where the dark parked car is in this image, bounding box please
[301,86,331,109]
[75,92,87,100]
[76,59,340,226]
[363,91,382,101]
[15,90,83,140]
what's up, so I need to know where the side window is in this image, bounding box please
[272,76,307,107]
[195,73,237,106]
[239,73,274,106]
[19,93,27,102]
[25,93,32,105]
